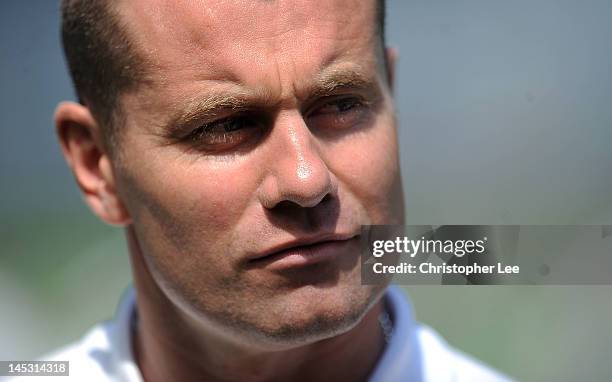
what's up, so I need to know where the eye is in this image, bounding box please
[317,97,363,114]
[307,96,369,130]
[187,114,265,152]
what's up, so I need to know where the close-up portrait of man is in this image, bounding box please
[6,0,612,380]
[2,0,515,381]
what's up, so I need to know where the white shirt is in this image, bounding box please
[3,286,513,382]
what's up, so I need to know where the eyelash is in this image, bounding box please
[186,114,261,144]
[185,96,367,150]
[314,97,365,115]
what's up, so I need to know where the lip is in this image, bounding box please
[247,233,360,269]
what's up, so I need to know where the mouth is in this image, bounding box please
[247,233,361,270]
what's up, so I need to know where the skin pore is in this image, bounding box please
[55,1,404,381]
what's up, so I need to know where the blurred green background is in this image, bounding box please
[1,1,612,381]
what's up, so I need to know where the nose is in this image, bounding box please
[259,111,337,209]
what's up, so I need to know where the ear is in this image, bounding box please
[55,101,132,226]
[384,46,398,94]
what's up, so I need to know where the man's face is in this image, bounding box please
[113,0,404,347]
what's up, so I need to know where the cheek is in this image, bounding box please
[118,153,259,258]
[326,120,403,224]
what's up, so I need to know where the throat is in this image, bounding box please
[132,300,388,382]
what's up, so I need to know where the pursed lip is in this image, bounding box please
[246,232,361,267]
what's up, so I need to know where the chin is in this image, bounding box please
[235,282,388,350]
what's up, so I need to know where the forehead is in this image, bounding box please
[118,0,380,92]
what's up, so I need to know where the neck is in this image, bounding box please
[133,295,386,382]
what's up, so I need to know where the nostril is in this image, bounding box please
[319,193,333,205]
[273,200,300,211]
[271,192,332,211]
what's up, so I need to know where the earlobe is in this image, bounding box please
[384,46,398,93]
[55,102,132,226]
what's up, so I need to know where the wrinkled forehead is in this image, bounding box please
[117,0,381,89]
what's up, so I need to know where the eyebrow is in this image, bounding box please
[164,66,380,135]
[308,67,380,100]
[165,91,260,135]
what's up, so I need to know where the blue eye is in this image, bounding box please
[336,98,362,112]
[317,97,363,115]
[307,96,369,130]
[198,116,259,134]
[187,115,265,151]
